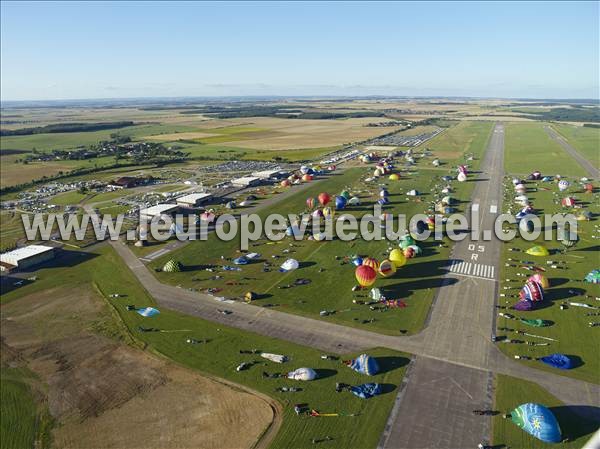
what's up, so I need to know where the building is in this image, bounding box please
[176,193,213,208]
[109,176,140,189]
[0,245,55,272]
[231,176,261,187]
[139,203,179,221]
[251,168,289,180]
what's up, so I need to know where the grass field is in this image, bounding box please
[424,121,494,169]
[0,366,52,449]
[552,124,600,170]
[151,150,486,335]
[1,245,410,449]
[495,175,599,383]
[493,375,598,448]
[504,123,587,176]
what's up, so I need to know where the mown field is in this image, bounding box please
[504,123,588,176]
[1,245,410,449]
[552,124,600,170]
[493,375,598,448]
[495,175,600,383]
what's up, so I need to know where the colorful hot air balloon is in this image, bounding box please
[280,179,291,187]
[526,245,550,257]
[335,195,347,210]
[457,172,467,182]
[318,192,331,206]
[306,197,316,209]
[528,273,550,289]
[323,206,334,218]
[379,259,396,277]
[509,403,561,443]
[344,354,380,376]
[362,257,380,271]
[352,256,363,267]
[519,280,544,302]
[340,190,351,200]
[404,247,416,259]
[389,249,406,268]
[355,265,377,287]
[558,180,569,191]
[302,174,313,182]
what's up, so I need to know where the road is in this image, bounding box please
[108,124,600,447]
[544,125,599,179]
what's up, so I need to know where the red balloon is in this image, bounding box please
[318,192,331,206]
[355,265,377,287]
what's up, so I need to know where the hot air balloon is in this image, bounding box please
[362,257,380,271]
[458,165,468,174]
[318,192,331,206]
[287,367,317,381]
[380,189,389,198]
[306,197,316,209]
[558,180,569,191]
[344,354,380,376]
[340,190,351,200]
[404,247,416,259]
[348,196,360,206]
[163,259,183,272]
[352,256,363,267]
[528,273,550,289]
[302,174,313,182]
[280,179,291,187]
[584,269,600,284]
[519,280,544,302]
[389,249,406,268]
[379,259,396,277]
[389,173,400,181]
[561,197,576,207]
[539,353,573,370]
[509,403,561,443]
[136,307,160,317]
[457,172,467,182]
[584,183,593,193]
[355,265,377,287]
[323,206,334,218]
[280,258,299,272]
[526,245,550,257]
[335,195,347,210]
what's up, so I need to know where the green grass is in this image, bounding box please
[504,123,587,176]
[493,374,598,448]
[495,175,599,383]
[48,190,88,206]
[552,124,600,170]
[424,121,494,170]
[1,245,409,449]
[0,367,53,449]
[150,160,481,335]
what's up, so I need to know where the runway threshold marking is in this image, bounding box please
[449,261,495,280]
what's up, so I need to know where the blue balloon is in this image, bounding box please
[352,257,363,267]
[346,354,379,376]
[511,403,562,443]
[539,353,573,370]
[335,195,347,210]
[350,383,381,399]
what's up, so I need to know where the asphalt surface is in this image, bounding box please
[108,124,600,447]
[544,125,599,179]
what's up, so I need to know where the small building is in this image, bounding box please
[139,203,179,221]
[109,176,140,189]
[0,245,55,272]
[176,193,213,208]
[251,169,289,180]
[231,176,261,187]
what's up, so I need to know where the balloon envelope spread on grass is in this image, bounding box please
[510,403,562,443]
[519,280,545,303]
[526,245,550,257]
[345,354,380,376]
[584,269,600,284]
[280,258,299,272]
[539,353,574,370]
[136,307,160,317]
[287,367,317,381]
[350,383,382,399]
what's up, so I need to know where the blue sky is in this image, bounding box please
[1,1,598,100]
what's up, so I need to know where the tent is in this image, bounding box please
[287,367,317,381]
[280,259,299,272]
[350,383,382,399]
[345,354,380,376]
[510,403,562,443]
[526,245,550,257]
[163,259,183,272]
[136,307,160,317]
[539,353,573,370]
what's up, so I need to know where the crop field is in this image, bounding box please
[552,124,600,169]
[151,154,483,335]
[493,375,598,448]
[1,245,410,449]
[504,123,588,176]
[495,175,600,383]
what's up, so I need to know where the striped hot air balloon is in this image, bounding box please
[519,280,544,302]
[306,197,316,209]
[355,265,377,287]
[379,259,396,277]
[362,257,380,271]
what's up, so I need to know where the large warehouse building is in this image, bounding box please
[139,203,179,221]
[176,193,212,208]
[0,245,55,272]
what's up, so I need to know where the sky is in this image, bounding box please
[1,1,598,101]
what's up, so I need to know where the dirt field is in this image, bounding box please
[1,287,274,449]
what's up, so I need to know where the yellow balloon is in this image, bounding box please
[389,249,406,268]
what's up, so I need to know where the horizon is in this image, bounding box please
[1,1,598,102]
